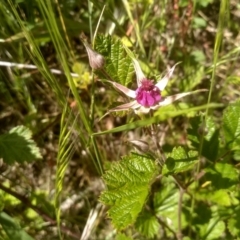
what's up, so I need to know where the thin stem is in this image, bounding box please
[92,5,106,46]
[150,124,165,166]
[54,0,74,59]
[89,4,106,127]
[0,61,79,77]
[177,188,184,240]
[149,112,166,166]
[91,136,104,175]
[173,176,185,240]
[87,0,93,41]
[89,72,95,128]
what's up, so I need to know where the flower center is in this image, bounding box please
[136,79,161,107]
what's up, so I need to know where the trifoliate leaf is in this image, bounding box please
[135,211,160,238]
[100,153,158,230]
[95,35,135,86]
[223,100,240,150]
[163,146,198,175]
[0,126,42,164]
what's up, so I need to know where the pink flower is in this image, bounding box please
[107,58,207,114]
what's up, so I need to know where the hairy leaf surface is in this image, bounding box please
[95,35,134,86]
[163,146,198,174]
[100,154,158,230]
[0,125,41,164]
[223,100,240,149]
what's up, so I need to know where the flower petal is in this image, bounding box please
[134,106,151,114]
[155,89,208,108]
[106,81,136,98]
[132,58,146,87]
[82,41,105,69]
[155,62,181,91]
[109,100,140,112]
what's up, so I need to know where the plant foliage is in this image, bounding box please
[0,126,41,164]
[95,35,135,86]
[223,100,240,150]
[1,0,240,239]
[0,211,34,240]
[100,153,158,230]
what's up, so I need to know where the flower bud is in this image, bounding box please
[83,42,105,69]
[198,124,208,136]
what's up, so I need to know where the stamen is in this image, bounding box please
[136,79,161,107]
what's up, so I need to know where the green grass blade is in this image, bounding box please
[92,103,223,136]
[55,105,75,239]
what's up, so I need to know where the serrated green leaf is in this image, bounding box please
[193,205,225,239]
[100,154,158,230]
[195,189,231,206]
[223,100,240,149]
[100,185,148,206]
[192,201,212,225]
[106,186,149,230]
[116,233,133,240]
[0,126,42,164]
[209,190,231,206]
[95,35,135,86]
[202,218,225,239]
[204,163,238,190]
[188,116,219,160]
[227,208,240,238]
[153,182,182,235]
[163,147,198,174]
[103,155,157,189]
[135,211,160,238]
[154,183,178,214]
[0,212,34,240]
[215,163,238,181]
